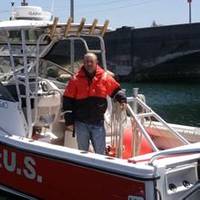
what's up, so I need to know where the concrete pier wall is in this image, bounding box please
[104,23,200,81]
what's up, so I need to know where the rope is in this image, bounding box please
[110,101,127,158]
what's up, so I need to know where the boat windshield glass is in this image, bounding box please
[0,57,35,82]
[0,36,103,86]
[0,56,74,88]
[0,29,47,44]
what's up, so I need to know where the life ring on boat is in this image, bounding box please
[106,128,153,159]
[122,128,153,159]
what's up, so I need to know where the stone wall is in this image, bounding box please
[104,23,200,81]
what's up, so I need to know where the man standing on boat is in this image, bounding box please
[63,53,127,154]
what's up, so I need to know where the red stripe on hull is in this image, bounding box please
[0,144,146,200]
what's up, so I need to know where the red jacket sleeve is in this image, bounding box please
[106,74,127,103]
[64,78,77,98]
[63,78,77,126]
[106,74,120,97]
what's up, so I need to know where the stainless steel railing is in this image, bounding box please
[125,88,189,158]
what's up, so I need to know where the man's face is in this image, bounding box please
[84,56,97,74]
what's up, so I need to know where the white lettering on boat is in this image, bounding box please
[0,148,43,183]
[28,11,42,16]
[3,149,16,172]
[23,157,36,180]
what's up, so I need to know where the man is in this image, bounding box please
[63,53,126,155]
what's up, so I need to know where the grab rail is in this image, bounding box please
[127,104,159,152]
[126,88,190,157]
[135,97,189,145]
[148,148,200,165]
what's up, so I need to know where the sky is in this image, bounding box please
[0,0,200,29]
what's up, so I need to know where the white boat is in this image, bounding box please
[0,1,200,200]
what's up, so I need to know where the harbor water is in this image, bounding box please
[123,82,200,127]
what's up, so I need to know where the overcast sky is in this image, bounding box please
[0,0,200,29]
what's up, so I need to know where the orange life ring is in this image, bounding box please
[123,128,153,159]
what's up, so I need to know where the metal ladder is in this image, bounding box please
[5,29,41,138]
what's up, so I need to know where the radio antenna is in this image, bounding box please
[51,0,55,13]
[10,2,15,20]
[70,0,74,22]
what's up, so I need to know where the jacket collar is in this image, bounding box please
[76,65,105,79]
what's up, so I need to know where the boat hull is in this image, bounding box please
[0,141,151,200]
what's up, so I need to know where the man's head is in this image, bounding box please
[83,53,98,74]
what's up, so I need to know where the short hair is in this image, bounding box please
[84,53,97,61]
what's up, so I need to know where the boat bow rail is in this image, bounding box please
[111,88,190,160]
[148,143,200,166]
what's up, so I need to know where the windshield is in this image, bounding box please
[0,57,35,82]
[0,56,74,88]
[0,36,103,86]
[0,29,47,44]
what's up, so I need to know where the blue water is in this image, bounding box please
[123,82,200,127]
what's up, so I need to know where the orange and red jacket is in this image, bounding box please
[63,65,126,125]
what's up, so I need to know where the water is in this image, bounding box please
[122,82,200,127]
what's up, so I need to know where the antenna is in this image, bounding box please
[70,0,74,22]
[187,0,192,24]
[51,0,55,13]
[21,0,28,6]
[10,2,15,20]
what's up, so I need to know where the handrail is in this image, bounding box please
[127,96,189,146]
[40,59,74,76]
[21,29,34,138]
[127,104,159,152]
[126,88,192,160]
[59,35,108,71]
[136,97,189,145]
[148,148,200,165]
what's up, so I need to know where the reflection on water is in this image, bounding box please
[122,82,200,127]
